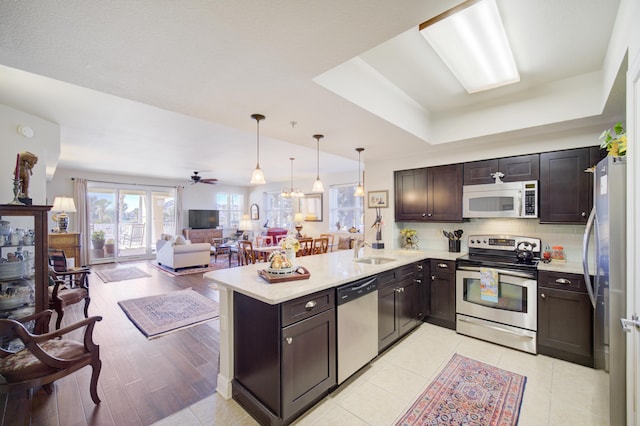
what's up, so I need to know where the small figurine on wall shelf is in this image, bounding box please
[18,151,38,205]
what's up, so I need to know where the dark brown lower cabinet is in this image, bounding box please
[537,271,593,367]
[378,264,419,352]
[233,290,336,425]
[415,260,430,321]
[426,259,456,330]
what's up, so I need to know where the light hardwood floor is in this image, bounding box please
[1,260,221,426]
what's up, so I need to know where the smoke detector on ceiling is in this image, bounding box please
[17,125,34,138]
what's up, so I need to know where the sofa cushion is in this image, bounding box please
[173,235,187,245]
[337,237,351,250]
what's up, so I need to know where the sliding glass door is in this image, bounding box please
[87,182,175,264]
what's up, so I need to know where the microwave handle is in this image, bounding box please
[518,190,523,216]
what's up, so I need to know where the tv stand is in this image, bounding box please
[183,228,223,244]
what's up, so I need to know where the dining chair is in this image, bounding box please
[312,237,329,255]
[319,233,334,251]
[238,240,257,265]
[297,238,313,256]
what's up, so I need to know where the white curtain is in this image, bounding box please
[176,185,184,236]
[73,178,90,265]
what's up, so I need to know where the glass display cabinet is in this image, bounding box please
[0,205,51,346]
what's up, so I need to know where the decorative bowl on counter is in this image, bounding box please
[266,265,297,276]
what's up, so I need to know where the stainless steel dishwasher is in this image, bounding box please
[336,276,378,384]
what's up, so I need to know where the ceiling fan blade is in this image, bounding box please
[201,179,218,184]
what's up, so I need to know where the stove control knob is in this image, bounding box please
[470,239,475,244]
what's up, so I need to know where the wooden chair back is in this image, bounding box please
[48,266,91,330]
[319,233,334,251]
[297,238,313,256]
[238,240,256,265]
[48,248,69,272]
[312,237,329,254]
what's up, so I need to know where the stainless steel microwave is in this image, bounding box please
[462,180,538,218]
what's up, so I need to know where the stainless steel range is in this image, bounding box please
[456,235,541,354]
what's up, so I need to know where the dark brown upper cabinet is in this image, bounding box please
[539,146,605,224]
[395,163,463,222]
[463,154,539,185]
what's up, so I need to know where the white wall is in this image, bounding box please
[0,104,59,205]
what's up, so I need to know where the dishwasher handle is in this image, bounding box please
[336,277,378,305]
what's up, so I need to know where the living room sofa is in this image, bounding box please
[156,235,211,270]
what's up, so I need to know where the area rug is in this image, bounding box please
[95,267,151,283]
[149,259,229,277]
[118,288,219,339]
[395,353,526,426]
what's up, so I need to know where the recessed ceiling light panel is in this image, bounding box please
[419,0,520,94]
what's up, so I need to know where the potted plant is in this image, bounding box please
[104,238,115,256]
[600,121,626,156]
[91,230,106,249]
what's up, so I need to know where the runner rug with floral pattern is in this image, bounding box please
[395,353,526,426]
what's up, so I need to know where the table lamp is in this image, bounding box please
[52,196,77,233]
[293,213,304,238]
[238,214,252,240]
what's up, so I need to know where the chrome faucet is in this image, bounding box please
[353,239,371,259]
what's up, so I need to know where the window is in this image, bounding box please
[87,182,175,263]
[264,191,294,229]
[216,192,244,229]
[329,184,364,232]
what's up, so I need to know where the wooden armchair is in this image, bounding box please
[48,267,91,330]
[319,233,334,251]
[0,310,103,404]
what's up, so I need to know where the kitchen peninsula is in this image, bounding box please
[204,247,460,425]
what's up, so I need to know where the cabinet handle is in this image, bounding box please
[286,337,293,344]
[437,263,448,269]
[422,213,426,217]
[304,301,317,310]
[581,212,587,218]
[415,279,422,284]
[555,278,572,285]
[431,275,436,281]
[394,287,404,293]
[427,213,432,217]
[541,293,546,299]
[416,264,423,271]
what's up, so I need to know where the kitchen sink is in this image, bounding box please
[353,256,397,265]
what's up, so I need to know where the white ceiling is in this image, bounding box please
[0,0,624,186]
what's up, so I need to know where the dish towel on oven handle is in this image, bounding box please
[480,267,499,303]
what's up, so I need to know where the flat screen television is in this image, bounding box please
[188,209,220,229]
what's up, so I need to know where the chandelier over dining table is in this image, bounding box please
[281,157,304,198]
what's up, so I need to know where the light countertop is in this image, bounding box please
[537,260,588,275]
[204,248,464,305]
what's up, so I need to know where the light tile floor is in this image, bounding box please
[153,323,610,426]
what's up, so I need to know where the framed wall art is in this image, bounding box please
[300,193,323,221]
[367,190,389,208]
[250,203,259,220]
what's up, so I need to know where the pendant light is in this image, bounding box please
[311,134,325,193]
[281,157,304,198]
[354,147,365,197]
[250,113,266,184]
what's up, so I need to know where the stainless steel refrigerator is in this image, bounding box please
[583,155,626,425]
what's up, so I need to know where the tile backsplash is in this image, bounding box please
[393,218,589,262]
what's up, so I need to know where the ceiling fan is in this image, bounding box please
[190,171,218,185]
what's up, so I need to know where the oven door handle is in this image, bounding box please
[456,265,536,280]
[458,316,535,339]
